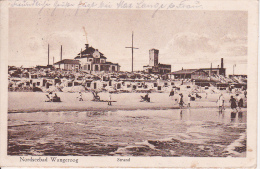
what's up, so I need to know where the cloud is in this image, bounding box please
[160,32,247,65]
[166,32,218,56]
[218,34,247,57]
[224,46,247,57]
[220,33,247,44]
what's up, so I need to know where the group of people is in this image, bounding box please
[229,94,244,112]
[171,88,245,111]
[169,89,202,109]
[217,93,245,112]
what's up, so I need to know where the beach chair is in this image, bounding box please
[140,94,150,102]
[188,94,195,101]
[45,94,51,102]
[196,93,202,99]
[92,91,101,101]
[45,94,61,102]
[52,96,61,102]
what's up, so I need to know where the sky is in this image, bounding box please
[9,9,247,75]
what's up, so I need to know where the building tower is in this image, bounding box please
[220,58,226,76]
[149,49,159,67]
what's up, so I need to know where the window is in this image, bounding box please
[95,65,99,71]
[117,83,121,89]
[84,65,88,70]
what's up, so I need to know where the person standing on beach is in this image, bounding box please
[187,94,191,107]
[178,93,184,109]
[237,94,243,110]
[228,86,232,94]
[217,93,224,112]
[244,90,247,98]
[229,95,238,112]
[49,92,53,102]
[108,92,112,105]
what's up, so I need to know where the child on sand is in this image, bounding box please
[77,92,83,101]
[169,89,174,97]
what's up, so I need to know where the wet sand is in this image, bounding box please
[8,92,239,112]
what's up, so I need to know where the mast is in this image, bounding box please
[60,45,62,61]
[131,32,133,72]
[48,44,49,65]
[125,31,139,72]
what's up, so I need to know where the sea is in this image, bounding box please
[8,108,246,157]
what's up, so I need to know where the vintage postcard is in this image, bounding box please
[0,0,258,168]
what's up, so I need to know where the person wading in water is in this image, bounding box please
[230,95,238,112]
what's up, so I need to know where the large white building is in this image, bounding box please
[75,44,120,73]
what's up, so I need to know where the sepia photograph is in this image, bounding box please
[0,0,258,168]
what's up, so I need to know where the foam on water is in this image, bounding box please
[224,132,246,157]
[8,108,247,157]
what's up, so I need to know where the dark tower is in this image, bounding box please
[221,58,224,68]
[149,49,159,67]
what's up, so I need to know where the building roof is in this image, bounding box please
[143,64,171,68]
[171,69,200,75]
[54,59,80,65]
[200,68,226,70]
[150,48,159,51]
[74,44,106,59]
[158,63,171,68]
[35,65,53,69]
[102,61,120,66]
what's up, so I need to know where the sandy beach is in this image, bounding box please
[8,92,247,157]
[8,91,241,113]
